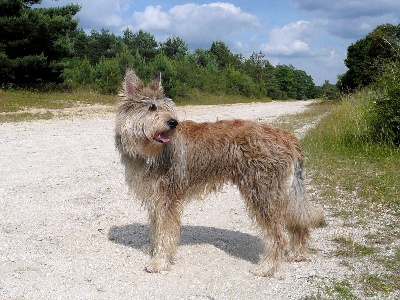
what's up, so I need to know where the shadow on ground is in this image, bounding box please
[108,223,262,264]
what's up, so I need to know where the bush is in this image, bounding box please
[372,61,400,145]
[148,53,177,97]
[115,50,137,74]
[62,58,95,90]
[304,91,379,153]
[94,57,122,94]
[321,80,340,101]
[223,66,260,97]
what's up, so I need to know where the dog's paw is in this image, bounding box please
[286,249,309,262]
[250,262,278,277]
[292,254,308,262]
[145,257,170,273]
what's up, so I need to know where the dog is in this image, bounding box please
[115,69,324,276]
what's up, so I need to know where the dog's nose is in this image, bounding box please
[167,118,178,129]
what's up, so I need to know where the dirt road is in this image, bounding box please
[0,100,345,299]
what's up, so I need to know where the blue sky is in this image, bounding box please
[38,0,400,85]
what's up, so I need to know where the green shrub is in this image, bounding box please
[62,58,95,90]
[223,66,260,97]
[149,53,177,97]
[115,50,137,74]
[94,57,122,94]
[304,90,380,154]
[372,61,400,145]
[320,80,340,101]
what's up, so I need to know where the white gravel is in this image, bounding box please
[0,100,349,300]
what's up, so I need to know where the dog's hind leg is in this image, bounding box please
[286,225,310,262]
[145,196,183,273]
[238,182,288,277]
[251,214,287,277]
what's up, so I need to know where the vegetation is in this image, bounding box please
[0,0,81,87]
[0,89,116,122]
[284,23,399,298]
[340,24,400,91]
[290,91,398,299]
[0,1,320,102]
[304,100,399,299]
[274,99,399,300]
[338,23,400,146]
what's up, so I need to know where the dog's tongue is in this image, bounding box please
[156,133,170,143]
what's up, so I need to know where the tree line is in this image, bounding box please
[0,0,321,101]
[339,23,400,145]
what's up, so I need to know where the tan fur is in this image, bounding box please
[115,69,325,277]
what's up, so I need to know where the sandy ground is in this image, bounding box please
[1,100,347,299]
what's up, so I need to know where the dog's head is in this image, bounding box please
[115,69,178,158]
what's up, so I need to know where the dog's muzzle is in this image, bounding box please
[153,119,178,144]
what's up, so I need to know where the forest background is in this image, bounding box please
[1,0,333,101]
[0,0,399,143]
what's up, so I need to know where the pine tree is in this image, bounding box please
[0,0,81,87]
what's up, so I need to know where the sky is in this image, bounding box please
[37,0,400,85]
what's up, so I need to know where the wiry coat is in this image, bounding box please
[115,69,324,276]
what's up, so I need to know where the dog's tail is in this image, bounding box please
[285,159,325,229]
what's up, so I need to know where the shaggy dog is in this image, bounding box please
[115,69,324,276]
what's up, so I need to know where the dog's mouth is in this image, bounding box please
[153,132,171,143]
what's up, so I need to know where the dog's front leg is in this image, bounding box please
[146,197,183,273]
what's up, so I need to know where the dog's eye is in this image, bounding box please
[149,104,157,111]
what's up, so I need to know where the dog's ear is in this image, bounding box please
[118,68,145,101]
[148,71,163,94]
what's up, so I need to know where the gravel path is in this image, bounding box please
[0,100,345,299]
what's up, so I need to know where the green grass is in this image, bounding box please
[301,279,358,300]
[273,101,332,133]
[332,236,377,258]
[271,96,399,299]
[281,94,399,299]
[0,111,55,122]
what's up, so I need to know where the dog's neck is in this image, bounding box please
[131,143,173,170]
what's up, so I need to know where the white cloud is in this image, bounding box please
[133,6,171,31]
[261,21,313,57]
[130,3,260,46]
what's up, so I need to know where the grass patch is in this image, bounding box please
[362,273,392,296]
[333,236,377,258]
[274,95,399,299]
[302,92,400,218]
[0,89,271,122]
[330,280,358,300]
[174,90,272,106]
[0,111,54,122]
[301,279,358,300]
[273,101,332,133]
[0,89,117,113]
[374,246,400,292]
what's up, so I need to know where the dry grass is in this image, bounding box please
[0,89,116,122]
